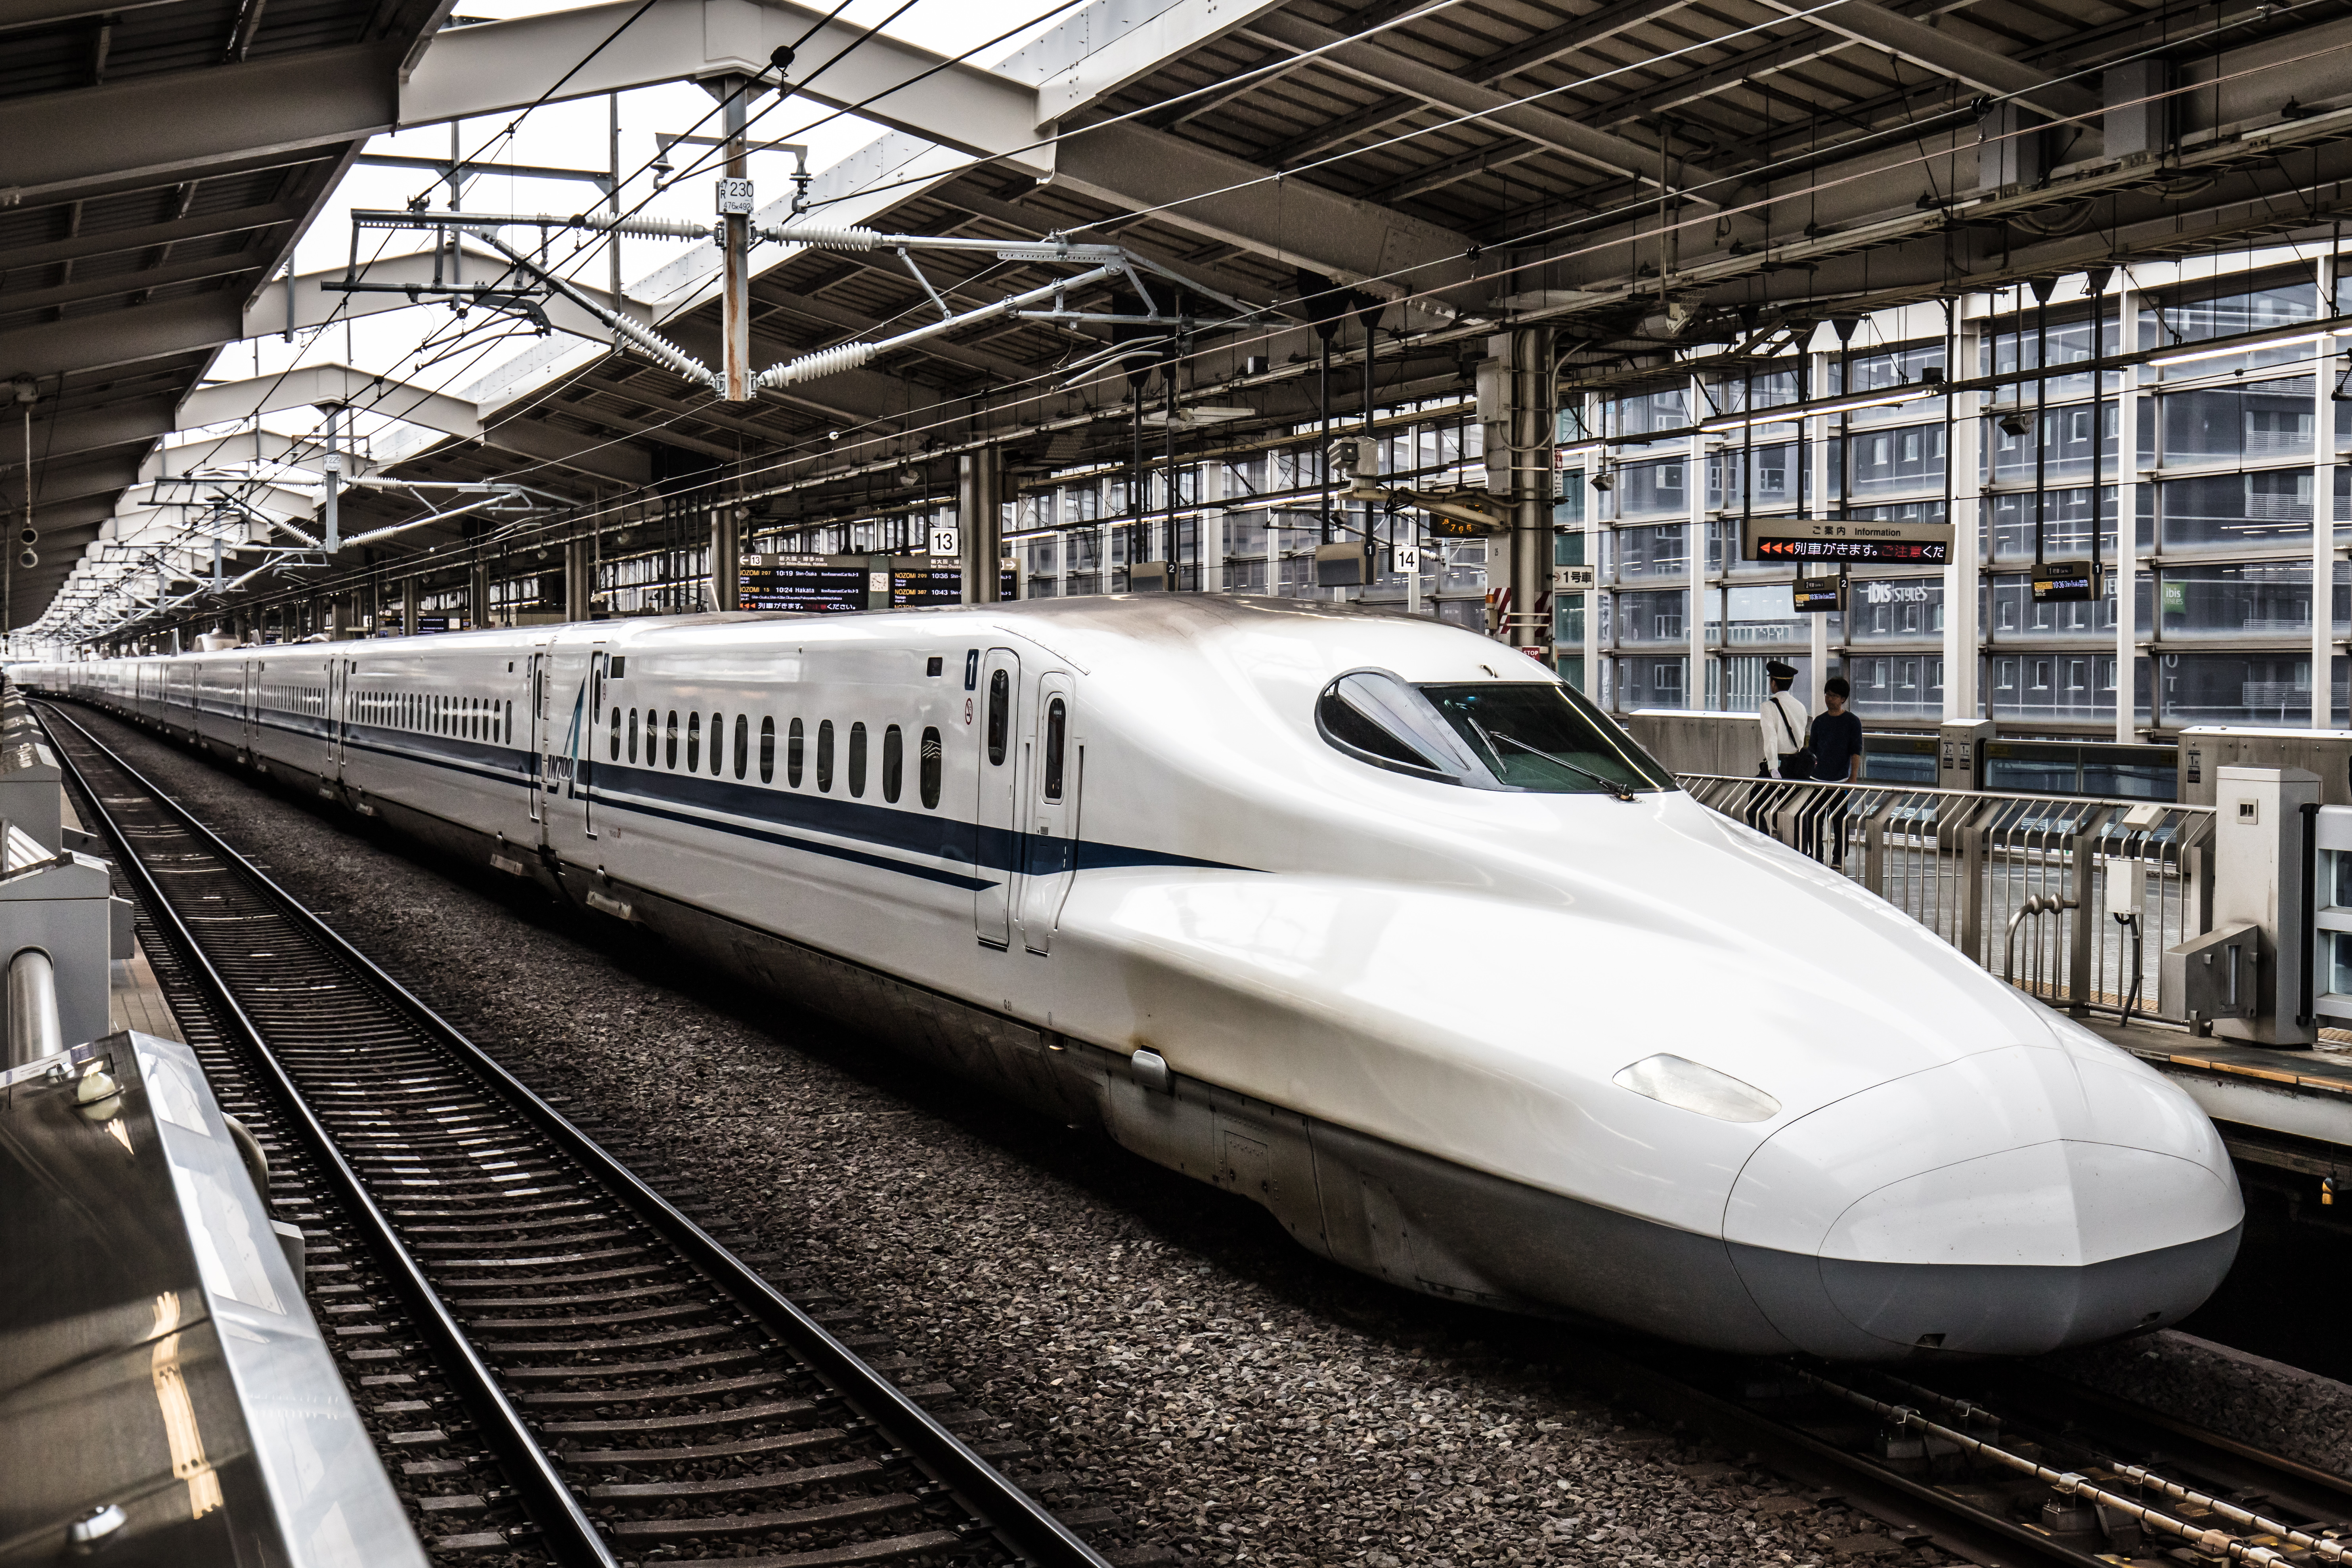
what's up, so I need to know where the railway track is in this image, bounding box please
[1569,1326,2352,1566]
[37,699,1111,1568]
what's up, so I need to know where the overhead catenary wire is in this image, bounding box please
[58,1,2352,638]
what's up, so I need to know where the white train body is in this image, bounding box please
[20,597,2242,1358]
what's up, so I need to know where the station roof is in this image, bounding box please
[13,0,2352,640]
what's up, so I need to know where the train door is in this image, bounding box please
[575,644,609,839]
[240,659,258,755]
[326,656,346,772]
[972,648,1021,947]
[524,647,548,828]
[1019,673,1078,956]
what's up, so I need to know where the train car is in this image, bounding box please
[17,596,2245,1360]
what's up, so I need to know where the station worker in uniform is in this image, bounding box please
[1756,660,1811,779]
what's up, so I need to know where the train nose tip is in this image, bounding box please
[1725,1042,2243,1359]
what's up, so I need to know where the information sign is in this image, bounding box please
[716,178,754,215]
[740,559,866,613]
[2031,561,2103,603]
[1745,516,1952,564]
[1792,576,1845,613]
[1551,564,1596,592]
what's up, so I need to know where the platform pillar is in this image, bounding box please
[563,537,595,622]
[1503,326,1554,660]
[709,506,740,613]
[959,451,1003,603]
[468,558,491,630]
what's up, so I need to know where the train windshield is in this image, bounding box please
[1316,671,1673,795]
[1418,683,1675,795]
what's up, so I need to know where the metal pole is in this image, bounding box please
[323,404,342,553]
[1319,334,1333,547]
[958,451,1001,604]
[5,947,61,1067]
[1508,325,1555,659]
[1687,369,1707,706]
[2315,249,2336,730]
[609,92,624,358]
[2116,280,2142,741]
[1164,352,1178,582]
[720,79,753,402]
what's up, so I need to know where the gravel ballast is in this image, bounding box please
[67,706,2352,1564]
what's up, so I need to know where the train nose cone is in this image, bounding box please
[1723,1038,2241,1359]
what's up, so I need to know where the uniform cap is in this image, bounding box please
[1764,660,1798,679]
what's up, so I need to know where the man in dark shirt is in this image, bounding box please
[1811,677,1863,782]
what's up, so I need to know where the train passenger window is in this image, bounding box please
[687,712,702,772]
[505,700,512,744]
[882,725,903,803]
[609,706,621,760]
[709,713,723,776]
[919,728,941,809]
[733,714,748,779]
[665,711,679,769]
[788,718,804,786]
[847,722,867,797]
[759,717,774,783]
[817,720,834,792]
[986,669,1009,765]
[1044,698,1067,801]
[627,708,639,763]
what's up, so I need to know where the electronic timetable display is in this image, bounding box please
[1745,517,1952,565]
[739,561,868,613]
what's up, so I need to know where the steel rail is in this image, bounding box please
[34,700,614,1568]
[34,697,1112,1568]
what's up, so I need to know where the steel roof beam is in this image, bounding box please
[1762,0,2098,121]
[3,199,308,273]
[0,40,402,208]
[400,0,1048,176]
[0,397,176,468]
[1240,10,1724,197]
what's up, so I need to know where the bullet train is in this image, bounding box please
[17,597,2243,1359]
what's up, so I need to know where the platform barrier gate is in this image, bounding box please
[1676,773,2217,1023]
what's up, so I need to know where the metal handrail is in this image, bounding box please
[1676,771,2216,1021]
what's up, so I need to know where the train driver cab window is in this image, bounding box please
[847,722,867,797]
[919,727,941,809]
[986,669,1010,765]
[687,712,702,772]
[882,725,903,803]
[733,714,749,780]
[666,711,679,769]
[1314,669,1673,796]
[816,720,835,792]
[1044,698,1067,801]
[788,717,804,786]
[759,717,775,783]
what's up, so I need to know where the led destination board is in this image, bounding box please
[740,559,868,613]
[1745,516,1952,565]
[742,556,1018,614]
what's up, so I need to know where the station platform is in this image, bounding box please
[2080,1015,2352,1193]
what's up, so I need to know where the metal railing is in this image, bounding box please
[1677,773,2216,1021]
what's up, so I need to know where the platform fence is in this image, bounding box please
[1674,773,2217,1023]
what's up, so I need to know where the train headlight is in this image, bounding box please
[1612,1054,1780,1123]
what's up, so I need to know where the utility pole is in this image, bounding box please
[323,404,342,553]
[716,76,755,401]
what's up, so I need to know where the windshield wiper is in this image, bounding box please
[1471,717,1637,801]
